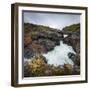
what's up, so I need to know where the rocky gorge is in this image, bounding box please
[24,23,80,77]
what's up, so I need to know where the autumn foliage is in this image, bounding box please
[24,55,79,77]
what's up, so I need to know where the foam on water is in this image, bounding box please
[43,41,76,66]
[24,41,76,66]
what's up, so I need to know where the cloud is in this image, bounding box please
[24,11,80,29]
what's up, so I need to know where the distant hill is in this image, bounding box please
[24,23,61,34]
[62,23,80,33]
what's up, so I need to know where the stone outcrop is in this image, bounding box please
[24,23,63,59]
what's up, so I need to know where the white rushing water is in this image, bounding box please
[43,41,76,66]
[24,41,76,66]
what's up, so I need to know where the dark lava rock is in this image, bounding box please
[38,39,56,51]
[38,55,48,63]
[68,52,80,66]
[63,32,80,66]
[24,48,34,59]
[68,52,76,60]
[63,32,80,53]
[73,54,80,66]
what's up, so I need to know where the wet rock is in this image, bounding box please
[24,48,34,59]
[63,33,80,53]
[68,52,76,60]
[63,32,80,67]
[37,55,48,63]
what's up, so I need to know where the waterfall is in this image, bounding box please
[43,41,76,66]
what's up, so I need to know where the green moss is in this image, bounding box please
[63,23,80,32]
[24,23,60,34]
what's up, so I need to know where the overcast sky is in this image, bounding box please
[24,11,80,30]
